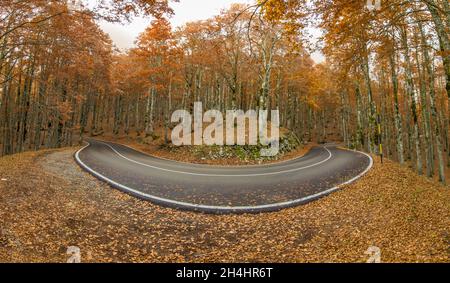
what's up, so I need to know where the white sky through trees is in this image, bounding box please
[90,0,324,63]
[98,0,252,50]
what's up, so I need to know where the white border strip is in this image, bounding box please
[74,142,374,213]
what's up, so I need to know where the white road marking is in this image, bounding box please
[94,141,333,177]
[75,142,373,212]
[108,139,315,168]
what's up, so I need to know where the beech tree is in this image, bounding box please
[309,0,448,183]
[0,0,172,154]
[1,0,447,184]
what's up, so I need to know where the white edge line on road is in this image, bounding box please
[74,142,374,212]
[96,141,333,177]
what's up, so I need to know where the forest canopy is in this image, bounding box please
[0,0,448,183]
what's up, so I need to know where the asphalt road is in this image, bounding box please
[75,139,373,214]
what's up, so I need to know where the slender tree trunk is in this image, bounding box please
[401,25,422,174]
[389,51,405,164]
[113,95,122,136]
[135,95,140,135]
[145,88,155,137]
[355,82,364,150]
[414,29,434,177]
[361,42,376,153]
[420,22,446,184]
[34,72,48,150]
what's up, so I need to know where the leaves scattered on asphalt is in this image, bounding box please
[98,133,313,166]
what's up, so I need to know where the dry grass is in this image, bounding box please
[0,147,448,263]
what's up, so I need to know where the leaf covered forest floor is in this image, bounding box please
[0,147,448,263]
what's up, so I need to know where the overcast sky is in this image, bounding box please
[99,0,252,50]
[95,0,324,63]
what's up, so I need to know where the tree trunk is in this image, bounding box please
[401,25,422,174]
[389,51,405,164]
[145,88,155,137]
[420,21,446,184]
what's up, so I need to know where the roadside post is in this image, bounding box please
[377,113,383,164]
